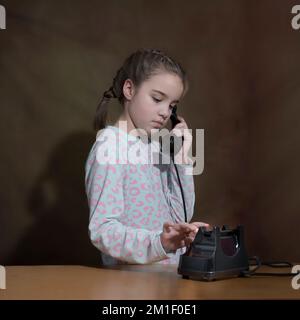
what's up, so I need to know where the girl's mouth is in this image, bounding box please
[152,121,163,128]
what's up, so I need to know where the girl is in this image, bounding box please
[85,48,209,265]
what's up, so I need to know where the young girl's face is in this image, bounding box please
[123,71,184,136]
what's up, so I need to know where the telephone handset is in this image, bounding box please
[170,105,181,129]
[170,106,184,156]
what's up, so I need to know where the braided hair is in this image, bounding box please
[93,48,189,131]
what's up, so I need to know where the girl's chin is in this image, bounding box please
[149,127,161,133]
[135,125,161,137]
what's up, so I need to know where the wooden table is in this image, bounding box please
[0,264,299,300]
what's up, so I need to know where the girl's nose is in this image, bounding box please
[158,106,169,120]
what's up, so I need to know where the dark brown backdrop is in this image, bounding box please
[1,0,299,265]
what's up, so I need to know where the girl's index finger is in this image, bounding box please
[178,223,198,233]
[191,222,210,229]
[168,223,188,233]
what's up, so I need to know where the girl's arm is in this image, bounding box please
[85,158,169,264]
[165,160,195,223]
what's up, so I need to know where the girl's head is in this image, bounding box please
[94,48,189,135]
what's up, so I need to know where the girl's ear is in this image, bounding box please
[123,78,136,101]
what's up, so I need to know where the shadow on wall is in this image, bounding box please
[9,132,102,266]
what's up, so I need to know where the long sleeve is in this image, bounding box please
[85,149,169,264]
[164,160,195,223]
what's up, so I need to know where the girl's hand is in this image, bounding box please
[160,221,199,252]
[190,221,210,230]
[171,115,193,165]
[187,221,210,242]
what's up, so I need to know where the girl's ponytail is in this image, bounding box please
[93,86,117,131]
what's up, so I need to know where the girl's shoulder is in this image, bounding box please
[89,125,134,168]
[96,125,138,143]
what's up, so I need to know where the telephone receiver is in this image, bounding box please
[170,105,181,129]
[170,106,184,156]
[158,106,184,157]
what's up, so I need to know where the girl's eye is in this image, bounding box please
[153,97,161,103]
[153,97,177,110]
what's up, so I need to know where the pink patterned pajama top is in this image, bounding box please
[85,125,195,265]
